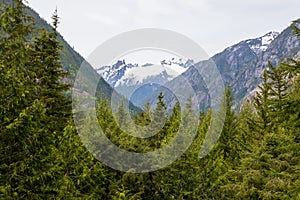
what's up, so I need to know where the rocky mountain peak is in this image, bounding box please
[245,31,279,54]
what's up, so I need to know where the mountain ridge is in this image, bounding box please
[95,28,299,110]
[96,58,193,87]
[180,23,300,109]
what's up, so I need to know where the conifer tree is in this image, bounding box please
[0,3,72,197]
[219,86,239,161]
[0,1,47,197]
[254,69,272,131]
[134,100,151,126]
[31,9,71,133]
[267,63,290,121]
[147,92,168,149]
[195,86,240,199]
[116,100,130,129]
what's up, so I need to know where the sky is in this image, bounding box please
[28,0,300,59]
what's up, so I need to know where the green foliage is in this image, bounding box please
[254,69,272,131]
[222,22,300,199]
[1,2,300,199]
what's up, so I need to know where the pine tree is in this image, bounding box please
[267,62,290,122]
[219,86,239,161]
[237,100,259,149]
[134,100,151,126]
[0,1,47,197]
[31,9,71,134]
[116,100,130,130]
[0,0,36,133]
[166,100,181,140]
[147,92,168,149]
[195,86,240,199]
[226,46,300,199]
[0,4,72,197]
[254,69,272,131]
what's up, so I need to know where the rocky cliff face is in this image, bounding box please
[175,25,300,110]
[230,27,300,103]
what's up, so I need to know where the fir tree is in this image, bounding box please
[254,69,272,131]
[31,9,71,133]
[134,100,151,126]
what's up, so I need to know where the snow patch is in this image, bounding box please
[247,31,279,54]
[96,58,192,88]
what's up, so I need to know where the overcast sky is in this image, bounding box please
[28,0,300,59]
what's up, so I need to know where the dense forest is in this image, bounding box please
[1,1,300,199]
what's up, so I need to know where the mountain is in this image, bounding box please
[16,0,298,113]
[96,26,299,111]
[97,58,192,87]
[244,31,279,54]
[176,26,300,110]
[96,58,193,107]
[218,27,299,102]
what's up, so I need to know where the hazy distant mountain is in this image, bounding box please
[97,59,193,87]
[96,59,193,107]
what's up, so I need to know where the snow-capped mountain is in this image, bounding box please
[96,60,137,87]
[96,58,193,108]
[225,31,279,56]
[116,59,192,87]
[96,58,193,88]
[245,31,279,54]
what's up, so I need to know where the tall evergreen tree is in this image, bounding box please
[0,3,72,197]
[267,62,290,124]
[147,92,168,149]
[31,9,71,133]
[0,1,47,197]
[254,69,272,131]
[134,100,152,127]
